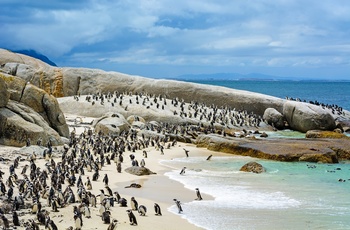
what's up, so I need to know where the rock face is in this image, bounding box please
[0,77,9,107]
[283,101,336,133]
[0,73,69,147]
[240,161,266,173]
[263,108,285,129]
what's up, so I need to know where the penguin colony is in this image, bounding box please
[0,91,266,229]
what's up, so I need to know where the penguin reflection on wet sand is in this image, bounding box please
[127,209,138,225]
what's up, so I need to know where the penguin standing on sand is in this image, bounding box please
[107,219,118,230]
[154,203,162,216]
[13,211,20,226]
[183,148,189,157]
[130,197,138,211]
[103,174,109,186]
[195,188,203,200]
[127,210,138,225]
[138,205,147,216]
[102,211,111,224]
[173,199,183,213]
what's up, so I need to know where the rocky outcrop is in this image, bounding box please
[125,166,156,176]
[0,77,9,107]
[0,101,64,146]
[0,49,285,116]
[93,112,130,136]
[263,108,285,129]
[283,101,336,133]
[195,134,349,163]
[305,130,349,139]
[0,73,69,147]
[240,162,265,173]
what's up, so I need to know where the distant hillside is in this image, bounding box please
[13,49,57,66]
[172,72,296,81]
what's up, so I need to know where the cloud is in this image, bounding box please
[0,0,349,79]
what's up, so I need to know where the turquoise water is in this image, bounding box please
[162,156,350,230]
[184,80,350,111]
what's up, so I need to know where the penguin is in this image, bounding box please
[154,203,162,216]
[99,203,106,216]
[105,185,113,197]
[51,197,59,212]
[173,199,183,213]
[195,188,203,200]
[90,194,97,208]
[114,192,121,204]
[107,219,118,230]
[206,154,213,160]
[46,218,58,230]
[84,204,91,218]
[183,148,190,157]
[74,214,83,230]
[138,205,147,216]
[0,214,10,229]
[180,167,186,175]
[117,162,122,173]
[126,209,138,226]
[102,211,111,224]
[103,174,109,186]
[13,211,20,226]
[119,197,127,207]
[140,159,146,167]
[85,177,92,190]
[130,197,138,211]
[97,189,105,204]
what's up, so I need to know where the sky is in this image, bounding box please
[1,0,350,80]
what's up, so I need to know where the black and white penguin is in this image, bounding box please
[0,214,10,229]
[183,148,190,157]
[127,209,138,226]
[13,211,20,226]
[180,167,186,175]
[119,197,127,207]
[98,189,105,204]
[85,177,92,190]
[173,199,183,213]
[90,194,97,208]
[107,219,118,230]
[140,159,146,167]
[138,205,147,216]
[154,203,162,216]
[103,174,109,186]
[117,162,122,173]
[130,197,138,211]
[74,214,83,230]
[195,188,203,200]
[102,211,111,224]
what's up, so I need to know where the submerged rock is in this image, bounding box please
[240,161,266,173]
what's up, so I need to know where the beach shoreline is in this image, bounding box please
[0,141,222,229]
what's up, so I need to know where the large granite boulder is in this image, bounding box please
[283,101,336,133]
[93,112,130,136]
[0,48,286,116]
[263,108,285,129]
[0,101,64,147]
[0,74,69,138]
[0,77,9,107]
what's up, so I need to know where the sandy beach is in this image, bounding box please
[0,134,224,229]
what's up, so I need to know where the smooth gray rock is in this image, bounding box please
[93,112,130,136]
[125,166,156,176]
[0,102,63,147]
[283,101,336,133]
[263,108,285,129]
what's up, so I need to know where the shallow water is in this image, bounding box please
[162,156,350,230]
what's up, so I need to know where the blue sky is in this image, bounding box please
[1,0,350,80]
